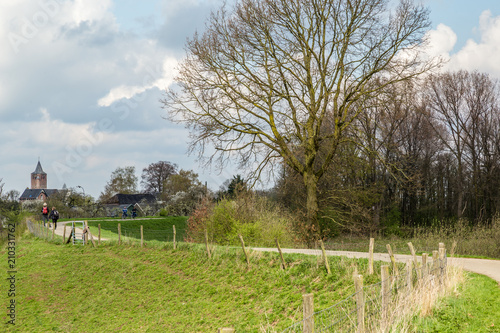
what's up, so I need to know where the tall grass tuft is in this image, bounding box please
[185,193,296,247]
[411,217,500,258]
[381,265,465,332]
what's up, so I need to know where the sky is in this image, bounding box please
[1,0,500,199]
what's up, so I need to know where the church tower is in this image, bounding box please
[31,160,47,189]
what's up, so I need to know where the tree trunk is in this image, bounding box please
[457,159,464,218]
[303,172,320,237]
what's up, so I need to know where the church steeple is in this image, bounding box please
[31,160,47,189]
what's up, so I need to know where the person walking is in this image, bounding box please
[49,206,60,230]
[41,203,49,227]
[122,206,128,219]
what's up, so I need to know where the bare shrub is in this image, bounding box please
[185,192,295,247]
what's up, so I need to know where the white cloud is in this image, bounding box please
[425,10,500,78]
[61,0,114,26]
[6,108,101,147]
[97,56,178,107]
[0,0,116,57]
[425,23,457,59]
[0,0,240,198]
[447,10,500,77]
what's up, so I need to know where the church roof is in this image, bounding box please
[19,188,58,200]
[32,161,46,175]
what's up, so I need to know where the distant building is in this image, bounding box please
[102,193,157,217]
[104,193,157,206]
[31,160,47,189]
[19,160,59,202]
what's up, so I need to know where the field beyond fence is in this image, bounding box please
[23,217,464,332]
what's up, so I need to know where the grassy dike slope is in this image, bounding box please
[2,235,383,332]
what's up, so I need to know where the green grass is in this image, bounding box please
[67,216,188,245]
[2,234,387,332]
[325,235,500,260]
[413,272,500,332]
[58,216,164,222]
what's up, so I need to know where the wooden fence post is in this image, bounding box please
[381,265,390,323]
[238,234,250,266]
[88,228,96,247]
[84,221,89,244]
[432,250,438,275]
[98,224,101,246]
[52,225,55,240]
[354,275,365,333]
[118,223,121,245]
[63,224,67,242]
[406,259,413,292]
[386,244,399,275]
[303,293,314,333]
[450,240,457,257]
[368,238,374,275]
[422,253,428,281]
[275,238,286,270]
[141,225,144,248]
[205,229,211,259]
[173,225,176,250]
[438,244,446,286]
[407,242,421,279]
[319,240,331,275]
[66,228,74,244]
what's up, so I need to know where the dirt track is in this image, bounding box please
[47,221,107,242]
[251,247,500,285]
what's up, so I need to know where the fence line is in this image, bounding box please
[280,247,448,333]
[26,219,450,332]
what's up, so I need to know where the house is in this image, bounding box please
[19,161,59,202]
[102,193,157,217]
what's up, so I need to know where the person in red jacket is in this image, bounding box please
[41,203,49,227]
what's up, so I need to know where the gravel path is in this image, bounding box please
[251,247,500,285]
[47,221,107,242]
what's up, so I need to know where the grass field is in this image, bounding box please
[2,216,499,332]
[325,219,500,260]
[83,216,188,244]
[2,234,389,332]
[414,272,500,332]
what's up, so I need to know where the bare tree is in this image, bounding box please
[4,190,20,202]
[163,0,437,229]
[99,166,138,202]
[427,70,500,220]
[141,161,178,195]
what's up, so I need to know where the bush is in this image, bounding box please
[185,193,295,247]
[184,196,213,243]
[381,204,401,236]
[159,208,169,217]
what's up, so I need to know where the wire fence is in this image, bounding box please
[118,226,177,243]
[26,219,449,332]
[27,219,54,240]
[280,246,448,333]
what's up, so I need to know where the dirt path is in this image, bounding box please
[251,247,500,285]
[46,221,107,242]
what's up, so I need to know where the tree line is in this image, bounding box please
[274,71,500,235]
[98,161,207,216]
[162,0,500,235]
